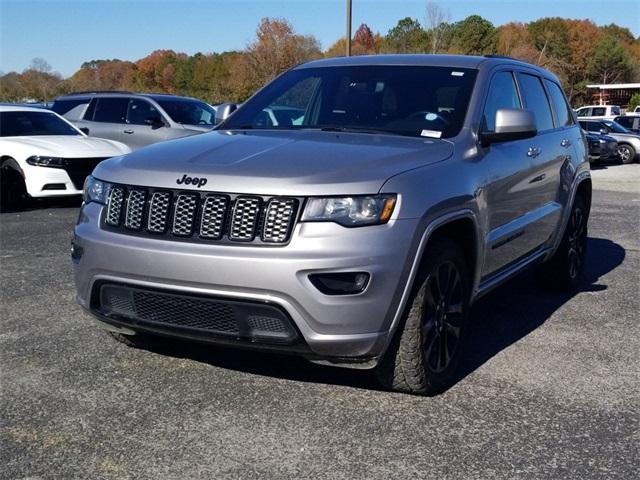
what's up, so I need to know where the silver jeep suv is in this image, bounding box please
[52,92,216,150]
[73,55,591,394]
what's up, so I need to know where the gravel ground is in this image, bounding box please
[1,164,639,479]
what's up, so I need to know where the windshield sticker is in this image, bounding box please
[421,129,442,138]
[451,71,465,76]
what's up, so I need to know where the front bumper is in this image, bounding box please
[73,202,418,366]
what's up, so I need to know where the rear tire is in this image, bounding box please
[376,239,471,395]
[617,144,636,164]
[537,195,588,291]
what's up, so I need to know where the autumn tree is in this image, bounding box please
[241,17,321,96]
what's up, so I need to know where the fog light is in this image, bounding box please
[309,272,370,295]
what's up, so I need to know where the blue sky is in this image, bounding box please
[1,0,639,77]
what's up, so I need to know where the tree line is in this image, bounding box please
[1,7,639,108]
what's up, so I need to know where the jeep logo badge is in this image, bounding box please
[176,174,208,188]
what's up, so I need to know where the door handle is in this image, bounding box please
[527,147,541,158]
[560,139,572,147]
[123,129,134,134]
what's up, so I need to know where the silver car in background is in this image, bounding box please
[73,55,591,394]
[52,92,217,150]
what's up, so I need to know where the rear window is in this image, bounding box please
[615,116,633,128]
[92,98,128,123]
[51,98,89,115]
[544,80,573,127]
[518,73,554,131]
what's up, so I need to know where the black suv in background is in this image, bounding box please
[52,92,217,150]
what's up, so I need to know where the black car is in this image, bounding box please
[583,130,617,164]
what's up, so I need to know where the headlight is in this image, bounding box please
[301,194,396,227]
[83,176,111,204]
[26,156,67,167]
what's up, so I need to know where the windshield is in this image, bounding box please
[155,99,217,127]
[602,120,631,134]
[222,65,478,138]
[0,111,80,137]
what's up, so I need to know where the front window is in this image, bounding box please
[222,65,479,138]
[0,111,80,137]
[154,99,216,127]
[592,107,606,117]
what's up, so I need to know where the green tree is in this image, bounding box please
[449,15,497,55]
[628,93,640,111]
[384,17,428,53]
[587,35,634,84]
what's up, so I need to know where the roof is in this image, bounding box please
[0,105,53,113]
[586,83,640,90]
[296,53,540,71]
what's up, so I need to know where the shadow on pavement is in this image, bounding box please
[140,237,625,393]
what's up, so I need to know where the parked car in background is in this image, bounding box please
[578,119,640,163]
[634,106,640,113]
[583,130,617,164]
[0,106,130,208]
[575,105,621,120]
[74,54,591,395]
[51,92,217,150]
[613,114,640,134]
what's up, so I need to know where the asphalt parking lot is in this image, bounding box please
[1,164,639,480]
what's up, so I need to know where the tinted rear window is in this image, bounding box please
[93,98,128,123]
[518,73,554,131]
[544,80,573,127]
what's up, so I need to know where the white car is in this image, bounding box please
[575,105,622,120]
[0,106,130,208]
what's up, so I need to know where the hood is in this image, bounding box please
[94,129,453,196]
[2,135,130,157]
[181,124,213,133]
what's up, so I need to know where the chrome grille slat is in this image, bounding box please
[105,186,125,226]
[262,198,297,243]
[124,190,146,230]
[230,197,261,241]
[102,185,297,245]
[200,195,228,239]
[172,194,198,236]
[147,192,172,233]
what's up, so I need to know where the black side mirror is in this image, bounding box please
[480,108,537,146]
[79,127,90,135]
[144,116,164,129]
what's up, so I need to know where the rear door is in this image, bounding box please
[78,97,128,143]
[123,98,170,150]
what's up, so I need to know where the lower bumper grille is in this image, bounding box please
[95,283,299,344]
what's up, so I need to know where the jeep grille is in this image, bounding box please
[102,184,299,245]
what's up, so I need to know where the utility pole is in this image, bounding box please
[346,0,352,56]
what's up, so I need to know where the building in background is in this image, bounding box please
[587,83,640,109]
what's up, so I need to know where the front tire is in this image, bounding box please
[617,144,636,164]
[376,239,471,395]
[0,163,29,210]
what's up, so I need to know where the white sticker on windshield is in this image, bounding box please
[451,71,465,76]
[421,129,442,138]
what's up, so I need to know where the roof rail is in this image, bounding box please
[63,90,133,95]
[483,54,518,60]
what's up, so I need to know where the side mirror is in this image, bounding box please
[79,127,90,135]
[480,108,537,146]
[215,103,238,124]
[144,116,164,129]
[599,128,608,135]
